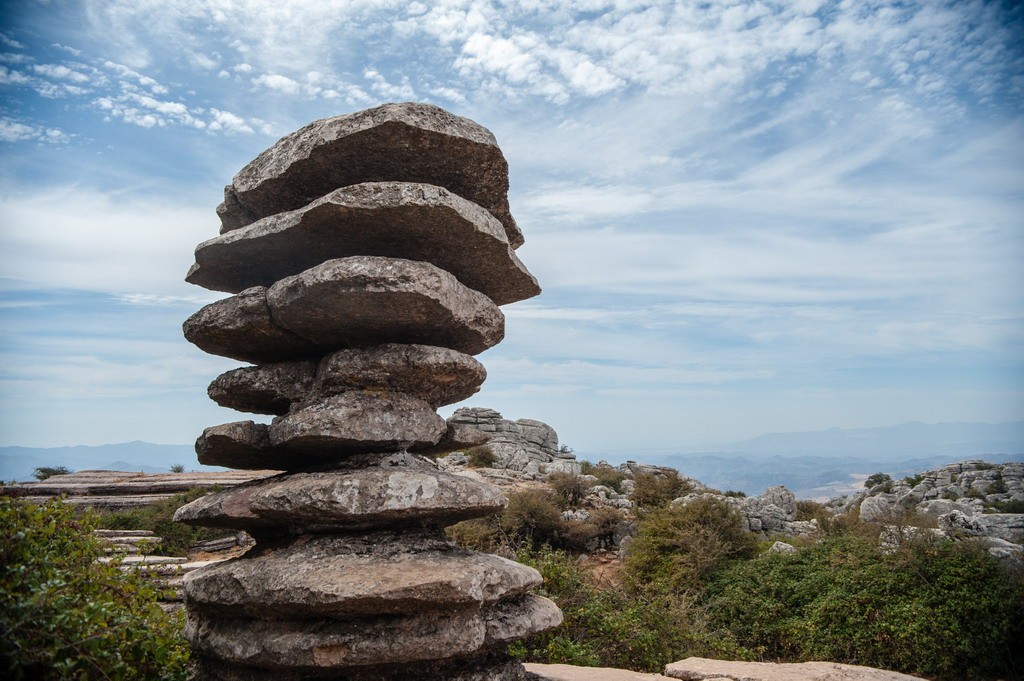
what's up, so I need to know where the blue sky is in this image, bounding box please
[1,0,1022,457]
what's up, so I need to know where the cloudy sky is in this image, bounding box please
[1,0,1022,457]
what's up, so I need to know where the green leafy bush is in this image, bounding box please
[0,497,191,679]
[547,472,588,508]
[500,489,565,547]
[95,487,226,556]
[624,497,757,592]
[864,472,892,490]
[512,546,710,672]
[703,534,1024,679]
[32,466,71,481]
[589,465,628,494]
[465,445,497,468]
[630,471,693,511]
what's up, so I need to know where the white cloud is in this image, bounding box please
[32,63,92,83]
[207,108,253,134]
[0,117,69,144]
[251,73,301,94]
[0,32,25,49]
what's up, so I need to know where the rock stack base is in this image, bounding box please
[176,102,560,680]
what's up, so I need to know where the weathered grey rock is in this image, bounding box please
[174,454,506,532]
[914,499,975,521]
[315,344,486,409]
[269,392,445,453]
[208,361,317,415]
[185,533,541,618]
[216,102,524,248]
[183,287,319,364]
[858,496,894,523]
[768,541,797,554]
[525,663,672,680]
[411,423,491,457]
[197,652,533,681]
[975,512,1024,542]
[185,594,559,670]
[267,257,504,355]
[194,182,538,305]
[446,407,577,473]
[664,657,924,680]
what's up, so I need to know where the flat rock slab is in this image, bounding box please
[183,287,319,364]
[411,422,490,457]
[664,658,924,680]
[185,534,541,617]
[524,664,671,680]
[196,653,531,681]
[267,256,504,356]
[186,594,558,670]
[193,182,538,305]
[269,392,445,453]
[216,102,523,248]
[174,455,506,532]
[208,361,316,415]
[315,344,485,409]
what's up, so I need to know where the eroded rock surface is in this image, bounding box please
[178,103,554,680]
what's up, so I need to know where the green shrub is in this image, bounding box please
[630,471,693,511]
[988,474,1007,495]
[499,489,566,548]
[0,497,191,679]
[989,499,1024,514]
[511,546,714,672]
[703,534,1024,679]
[723,490,746,498]
[903,474,925,487]
[169,464,185,473]
[547,472,588,508]
[864,472,892,489]
[590,465,628,494]
[794,500,827,522]
[625,497,757,593]
[32,466,71,481]
[95,487,226,556]
[465,445,497,468]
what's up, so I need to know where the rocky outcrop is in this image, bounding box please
[176,103,560,680]
[673,485,817,537]
[444,407,581,477]
[0,469,276,511]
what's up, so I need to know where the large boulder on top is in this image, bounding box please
[216,102,523,248]
[193,182,538,305]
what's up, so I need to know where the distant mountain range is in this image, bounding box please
[599,420,1024,498]
[0,441,224,482]
[3,421,1023,498]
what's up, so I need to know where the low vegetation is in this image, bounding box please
[94,486,225,556]
[32,466,71,481]
[1,497,191,679]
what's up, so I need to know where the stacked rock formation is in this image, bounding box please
[174,103,561,680]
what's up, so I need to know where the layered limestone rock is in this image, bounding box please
[176,103,560,680]
[446,406,581,476]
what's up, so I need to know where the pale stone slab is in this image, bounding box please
[193,182,538,305]
[267,256,504,356]
[208,361,316,415]
[184,534,542,617]
[216,102,523,248]
[185,594,560,670]
[315,344,486,408]
[525,664,672,680]
[174,454,506,532]
[268,392,445,453]
[183,287,319,364]
[663,658,924,680]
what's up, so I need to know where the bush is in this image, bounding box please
[630,471,693,511]
[95,487,226,556]
[511,546,711,672]
[903,474,925,487]
[794,500,829,523]
[465,445,496,468]
[864,472,892,489]
[625,497,757,593]
[169,464,185,473]
[590,465,628,494]
[0,497,191,679]
[989,499,1024,514]
[703,534,1024,679]
[499,489,566,548]
[547,472,588,508]
[32,466,70,481]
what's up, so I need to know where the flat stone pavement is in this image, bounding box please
[525,663,671,680]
